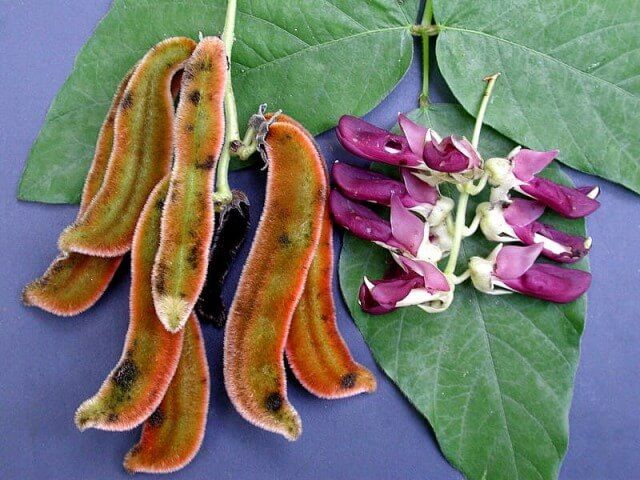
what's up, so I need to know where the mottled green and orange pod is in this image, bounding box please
[153,36,228,332]
[59,37,197,257]
[124,313,209,474]
[287,202,377,398]
[224,112,327,441]
[21,68,136,316]
[75,178,184,431]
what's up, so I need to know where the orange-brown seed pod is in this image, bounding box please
[59,37,197,257]
[286,202,377,398]
[21,68,136,316]
[153,36,228,332]
[123,313,209,474]
[75,178,184,431]
[223,113,327,441]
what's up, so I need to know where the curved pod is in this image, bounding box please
[124,313,209,474]
[59,37,197,257]
[153,36,228,332]
[224,118,327,441]
[21,69,136,316]
[286,203,377,399]
[75,178,184,431]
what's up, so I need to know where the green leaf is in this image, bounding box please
[339,104,588,480]
[433,0,640,193]
[19,0,420,204]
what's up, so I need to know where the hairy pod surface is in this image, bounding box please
[75,178,184,431]
[22,69,136,315]
[287,201,377,399]
[124,313,209,474]
[153,36,228,333]
[223,117,327,441]
[59,37,197,257]
[195,190,250,328]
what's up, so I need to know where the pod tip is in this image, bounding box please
[155,295,190,332]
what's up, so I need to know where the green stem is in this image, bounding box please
[444,192,468,274]
[419,0,434,108]
[471,73,500,148]
[214,0,239,205]
[444,74,500,275]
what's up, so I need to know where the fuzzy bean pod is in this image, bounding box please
[195,189,250,328]
[123,313,209,474]
[59,37,196,257]
[75,178,184,431]
[21,68,137,316]
[265,114,376,399]
[153,36,228,332]
[223,115,327,441]
[286,202,377,398]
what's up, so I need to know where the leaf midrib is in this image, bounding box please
[236,25,409,76]
[439,25,639,101]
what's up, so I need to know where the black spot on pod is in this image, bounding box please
[120,92,134,110]
[155,199,165,211]
[187,245,199,269]
[278,234,292,246]
[195,155,216,170]
[112,358,139,391]
[148,408,164,428]
[265,392,282,412]
[340,372,357,389]
[107,413,119,423]
[189,90,201,105]
[184,123,195,133]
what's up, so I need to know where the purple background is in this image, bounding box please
[1,2,638,479]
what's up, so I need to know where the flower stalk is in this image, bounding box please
[444,73,499,275]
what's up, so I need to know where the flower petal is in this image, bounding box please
[500,264,591,303]
[329,190,396,246]
[423,135,472,173]
[519,177,600,218]
[503,198,545,227]
[401,169,439,205]
[332,162,418,207]
[511,148,557,182]
[390,194,425,256]
[511,222,591,263]
[358,274,423,315]
[495,244,544,279]
[394,255,451,292]
[337,115,423,167]
[398,114,428,157]
[577,185,600,199]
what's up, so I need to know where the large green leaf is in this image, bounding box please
[339,104,588,480]
[434,0,640,193]
[19,0,420,204]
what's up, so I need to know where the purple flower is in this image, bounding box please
[336,114,483,183]
[469,243,591,303]
[477,198,592,263]
[330,189,443,262]
[336,115,424,168]
[332,162,438,209]
[359,255,452,314]
[486,147,600,219]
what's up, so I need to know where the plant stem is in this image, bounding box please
[214,0,240,206]
[419,0,434,108]
[471,73,500,148]
[444,74,500,275]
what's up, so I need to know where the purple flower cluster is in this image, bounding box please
[330,114,598,314]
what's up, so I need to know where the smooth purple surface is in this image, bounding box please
[0,2,638,479]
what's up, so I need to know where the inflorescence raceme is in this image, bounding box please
[331,79,597,315]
